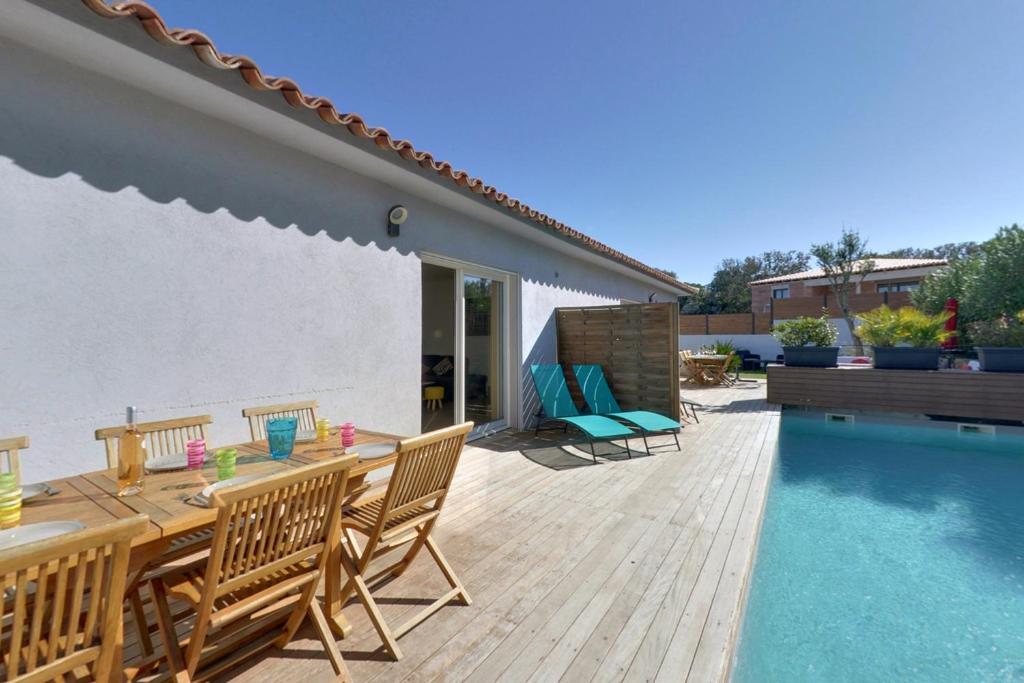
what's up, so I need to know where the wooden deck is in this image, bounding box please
[216,381,779,682]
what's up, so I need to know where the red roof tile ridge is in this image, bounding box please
[78,0,692,293]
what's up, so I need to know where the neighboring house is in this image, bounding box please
[749,258,947,314]
[0,0,693,481]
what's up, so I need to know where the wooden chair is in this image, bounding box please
[338,422,473,660]
[706,352,737,386]
[680,351,712,385]
[95,415,213,469]
[241,400,318,441]
[0,435,29,484]
[0,515,148,681]
[149,457,356,682]
[95,415,213,662]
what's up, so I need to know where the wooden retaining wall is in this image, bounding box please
[766,365,1024,422]
[556,303,681,420]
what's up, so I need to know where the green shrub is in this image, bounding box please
[969,311,1024,347]
[856,305,953,348]
[772,315,838,348]
[914,224,1024,343]
[855,306,904,347]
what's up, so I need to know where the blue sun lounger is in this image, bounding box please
[572,364,681,454]
[529,364,635,462]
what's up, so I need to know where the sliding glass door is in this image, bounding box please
[421,256,513,438]
[463,274,504,429]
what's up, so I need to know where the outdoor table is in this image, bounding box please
[688,354,730,384]
[17,426,402,654]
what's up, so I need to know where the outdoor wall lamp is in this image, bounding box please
[387,205,409,237]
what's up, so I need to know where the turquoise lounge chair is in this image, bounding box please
[529,364,635,462]
[572,364,681,454]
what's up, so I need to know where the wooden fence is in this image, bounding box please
[680,292,914,335]
[679,313,771,335]
[556,303,680,420]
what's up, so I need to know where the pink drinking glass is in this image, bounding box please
[186,438,206,469]
[340,422,355,449]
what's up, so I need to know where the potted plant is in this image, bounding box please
[856,306,952,370]
[771,315,840,367]
[970,311,1024,372]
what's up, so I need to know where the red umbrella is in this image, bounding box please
[942,298,958,350]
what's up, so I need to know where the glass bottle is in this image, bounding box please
[117,406,146,496]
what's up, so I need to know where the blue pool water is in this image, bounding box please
[733,413,1024,682]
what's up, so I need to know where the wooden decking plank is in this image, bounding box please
[557,408,748,681]
[651,405,776,682]
[460,514,653,682]
[615,404,768,682]
[686,412,779,682]
[204,382,778,683]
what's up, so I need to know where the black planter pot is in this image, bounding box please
[872,346,941,370]
[782,346,839,368]
[976,347,1024,372]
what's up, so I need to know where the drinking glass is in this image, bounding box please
[215,448,237,480]
[267,417,298,460]
[316,418,331,443]
[0,473,22,529]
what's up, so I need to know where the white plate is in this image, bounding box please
[20,483,48,503]
[146,451,208,472]
[294,430,317,443]
[194,473,268,507]
[0,521,85,551]
[347,442,397,460]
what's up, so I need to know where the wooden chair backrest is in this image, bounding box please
[95,415,213,469]
[202,456,355,609]
[241,401,319,441]
[371,423,472,539]
[0,436,29,485]
[0,515,148,681]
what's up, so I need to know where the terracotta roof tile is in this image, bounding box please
[78,0,694,294]
[749,258,948,285]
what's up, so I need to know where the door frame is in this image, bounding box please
[420,252,521,438]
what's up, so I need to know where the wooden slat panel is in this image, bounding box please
[766,366,1024,421]
[557,303,680,420]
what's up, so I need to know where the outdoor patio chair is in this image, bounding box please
[149,457,356,682]
[0,515,148,682]
[241,400,319,441]
[571,364,681,454]
[0,434,29,483]
[529,364,636,462]
[708,352,737,385]
[338,423,474,660]
[680,350,714,385]
[95,413,216,657]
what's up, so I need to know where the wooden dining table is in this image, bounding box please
[684,354,731,385]
[17,426,403,655]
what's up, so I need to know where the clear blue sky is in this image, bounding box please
[152,1,1023,284]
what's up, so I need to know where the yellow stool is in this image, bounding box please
[424,386,444,410]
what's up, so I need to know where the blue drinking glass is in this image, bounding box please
[266,417,298,460]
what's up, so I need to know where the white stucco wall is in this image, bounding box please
[0,32,676,482]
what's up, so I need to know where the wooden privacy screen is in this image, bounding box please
[556,303,680,420]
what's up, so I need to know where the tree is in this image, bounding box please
[656,268,679,279]
[871,241,981,261]
[914,224,1024,343]
[689,250,810,314]
[810,229,875,353]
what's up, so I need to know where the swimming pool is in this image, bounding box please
[733,413,1024,682]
